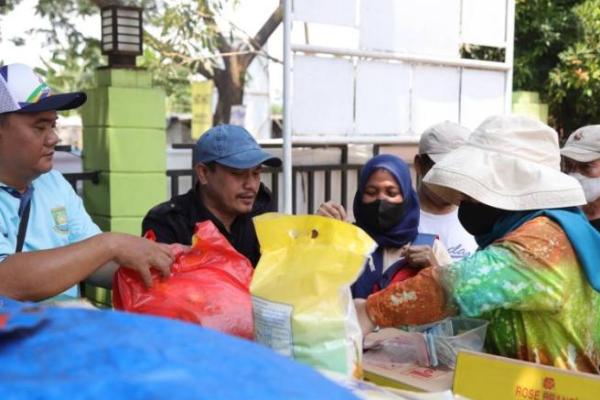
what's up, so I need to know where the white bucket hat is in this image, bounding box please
[560,125,600,163]
[423,115,586,211]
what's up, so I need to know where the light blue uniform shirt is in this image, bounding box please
[0,170,101,297]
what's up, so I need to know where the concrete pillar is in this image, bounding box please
[81,68,167,235]
[512,91,549,123]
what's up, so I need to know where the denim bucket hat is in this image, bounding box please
[193,125,281,169]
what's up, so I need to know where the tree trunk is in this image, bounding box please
[212,56,246,126]
[194,4,282,126]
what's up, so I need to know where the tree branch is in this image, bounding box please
[242,4,283,67]
[198,0,232,55]
[144,30,216,80]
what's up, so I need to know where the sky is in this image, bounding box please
[0,0,285,98]
[0,0,358,104]
[0,0,283,63]
[0,0,100,66]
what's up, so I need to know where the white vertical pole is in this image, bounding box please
[504,0,516,114]
[282,0,293,214]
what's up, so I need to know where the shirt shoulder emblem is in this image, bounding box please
[51,206,69,235]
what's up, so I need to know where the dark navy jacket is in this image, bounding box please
[142,183,275,267]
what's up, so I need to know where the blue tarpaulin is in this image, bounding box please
[0,297,357,400]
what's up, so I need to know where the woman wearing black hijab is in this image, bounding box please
[317,154,451,300]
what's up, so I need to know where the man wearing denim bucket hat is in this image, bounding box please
[143,124,281,266]
[0,63,174,301]
[355,115,600,373]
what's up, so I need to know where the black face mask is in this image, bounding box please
[590,219,600,233]
[458,202,507,237]
[359,199,406,232]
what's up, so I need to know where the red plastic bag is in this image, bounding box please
[113,221,254,339]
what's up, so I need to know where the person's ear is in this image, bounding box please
[0,114,10,139]
[414,154,422,178]
[195,163,209,185]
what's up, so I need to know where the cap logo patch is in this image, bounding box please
[0,63,84,114]
[26,82,51,103]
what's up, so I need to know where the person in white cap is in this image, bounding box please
[355,115,600,373]
[0,63,173,301]
[415,122,477,261]
[561,125,600,231]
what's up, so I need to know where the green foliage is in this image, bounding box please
[0,0,23,15]
[460,44,505,62]
[513,0,582,94]
[34,37,103,115]
[2,1,176,101]
[16,0,154,95]
[139,0,232,113]
[513,0,600,135]
[0,0,23,43]
[0,0,266,115]
[546,0,600,134]
[147,0,226,70]
[138,49,192,113]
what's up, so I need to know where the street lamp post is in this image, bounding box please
[100,5,143,68]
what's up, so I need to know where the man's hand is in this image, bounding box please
[316,200,347,221]
[405,245,439,269]
[354,298,376,336]
[108,233,174,288]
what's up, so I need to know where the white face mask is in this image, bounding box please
[570,172,600,202]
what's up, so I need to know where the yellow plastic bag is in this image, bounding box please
[251,214,376,378]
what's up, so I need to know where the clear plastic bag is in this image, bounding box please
[428,317,489,368]
[365,317,489,369]
[363,328,431,367]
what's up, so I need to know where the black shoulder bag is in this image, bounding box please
[15,200,32,253]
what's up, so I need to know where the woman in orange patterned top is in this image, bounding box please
[355,115,600,373]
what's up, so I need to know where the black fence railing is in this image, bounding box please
[169,142,380,213]
[54,145,99,193]
[168,142,391,213]
[62,163,362,214]
[55,145,75,153]
[63,171,100,192]
[60,143,394,213]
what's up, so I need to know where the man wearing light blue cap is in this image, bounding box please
[143,124,281,266]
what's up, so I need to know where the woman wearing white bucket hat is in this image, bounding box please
[357,115,600,373]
